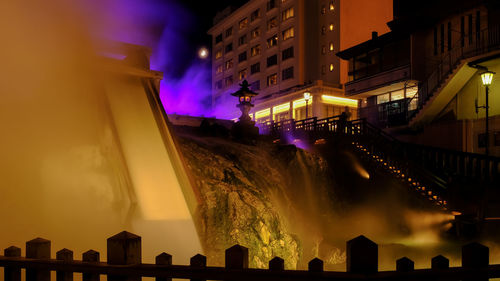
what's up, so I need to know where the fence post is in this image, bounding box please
[26,238,51,281]
[225,245,248,269]
[56,249,73,281]
[4,246,21,281]
[462,242,489,281]
[431,255,449,269]
[155,253,172,281]
[346,235,378,274]
[308,258,323,272]
[396,257,414,272]
[269,257,284,271]
[107,231,142,281]
[190,254,207,281]
[82,250,100,281]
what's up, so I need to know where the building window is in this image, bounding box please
[238,69,247,80]
[267,17,278,30]
[329,42,334,51]
[282,27,294,41]
[329,64,334,72]
[461,16,465,47]
[251,27,261,39]
[251,44,261,56]
[329,24,334,31]
[322,65,326,74]
[267,34,278,48]
[321,5,326,14]
[226,27,233,37]
[447,22,452,51]
[251,62,260,74]
[321,26,326,35]
[267,54,278,67]
[215,80,223,90]
[225,43,233,53]
[440,23,444,53]
[215,50,222,59]
[251,9,261,21]
[282,46,294,60]
[322,46,326,54]
[282,67,293,80]
[282,7,294,21]
[239,18,248,30]
[238,51,247,62]
[238,34,247,46]
[225,76,233,87]
[329,1,334,10]
[216,64,223,74]
[433,26,437,55]
[250,80,261,91]
[468,14,473,44]
[225,59,233,70]
[267,73,278,86]
[215,34,223,44]
[267,0,276,11]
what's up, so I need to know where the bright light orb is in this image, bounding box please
[198,47,209,59]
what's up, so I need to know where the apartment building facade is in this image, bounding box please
[337,0,500,155]
[208,0,360,123]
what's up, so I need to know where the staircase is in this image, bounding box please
[406,25,500,127]
[349,119,500,220]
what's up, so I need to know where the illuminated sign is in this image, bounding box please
[321,95,358,107]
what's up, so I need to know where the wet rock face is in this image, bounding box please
[177,134,344,269]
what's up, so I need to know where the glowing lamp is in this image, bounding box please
[231,80,259,123]
[303,92,311,101]
[198,47,209,59]
[481,71,494,86]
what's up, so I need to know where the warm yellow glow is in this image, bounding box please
[321,95,358,107]
[329,2,334,10]
[330,64,334,71]
[198,47,209,59]
[293,96,313,108]
[481,71,494,86]
[255,108,271,119]
[329,24,334,31]
[273,102,291,114]
[303,92,311,100]
[329,43,334,51]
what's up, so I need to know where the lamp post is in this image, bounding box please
[480,71,494,156]
[304,92,311,119]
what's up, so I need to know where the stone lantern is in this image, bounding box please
[231,80,259,141]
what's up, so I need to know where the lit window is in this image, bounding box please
[251,45,261,56]
[216,65,223,74]
[282,7,294,21]
[267,35,278,48]
[225,59,233,70]
[238,69,248,80]
[239,18,248,30]
[282,27,294,40]
[267,73,278,86]
[321,26,326,35]
[329,42,334,51]
[251,27,261,39]
[329,24,334,31]
[215,50,222,59]
[377,94,390,104]
[267,17,278,30]
[321,5,326,14]
[329,1,334,11]
[329,64,334,72]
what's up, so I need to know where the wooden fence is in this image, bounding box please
[0,231,499,281]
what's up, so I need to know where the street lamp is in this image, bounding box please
[304,92,311,119]
[480,71,494,155]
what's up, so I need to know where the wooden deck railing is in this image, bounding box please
[1,231,499,281]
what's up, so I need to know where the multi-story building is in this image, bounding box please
[208,0,392,123]
[337,0,500,156]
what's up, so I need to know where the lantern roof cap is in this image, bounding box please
[231,80,259,97]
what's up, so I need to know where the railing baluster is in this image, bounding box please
[4,246,21,281]
[26,238,50,281]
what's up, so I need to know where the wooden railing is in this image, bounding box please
[1,231,499,281]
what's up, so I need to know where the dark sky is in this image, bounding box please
[177,0,249,52]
